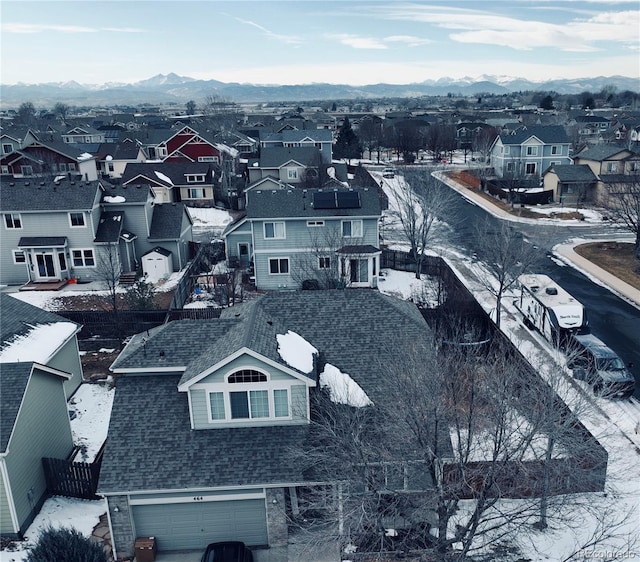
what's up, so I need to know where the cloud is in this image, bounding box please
[235,17,303,45]
[328,34,387,49]
[384,35,433,47]
[2,23,145,34]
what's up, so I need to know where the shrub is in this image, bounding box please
[26,526,107,562]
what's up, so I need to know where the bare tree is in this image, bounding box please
[202,95,240,133]
[391,169,460,279]
[473,218,541,327]
[603,174,640,259]
[95,244,123,312]
[53,102,71,124]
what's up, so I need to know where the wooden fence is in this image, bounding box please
[42,455,102,500]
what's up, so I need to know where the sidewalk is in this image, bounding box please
[435,170,640,309]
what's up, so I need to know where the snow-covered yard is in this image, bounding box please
[2,172,639,561]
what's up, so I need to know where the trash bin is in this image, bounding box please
[134,536,157,562]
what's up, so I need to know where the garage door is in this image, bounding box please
[132,498,268,552]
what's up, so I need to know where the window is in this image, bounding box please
[526,146,538,156]
[525,163,537,175]
[503,146,510,155]
[68,163,76,171]
[274,389,289,417]
[198,156,219,163]
[13,250,26,264]
[342,219,363,237]
[69,212,86,227]
[59,163,67,172]
[506,162,515,172]
[606,162,617,172]
[187,188,206,199]
[307,220,325,227]
[318,256,330,269]
[72,249,95,267]
[4,213,22,229]
[186,174,206,183]
[209,392,225,420]
[287,168,298,180]
[229,370,267,383]
[21,165,33,176]
[551,145,560,155]
[264,221,285,239]
[107,162,114,172]
[1,166,8,174]
[2,144,13,154]
[269,258,289,274]
[229,390,269,419]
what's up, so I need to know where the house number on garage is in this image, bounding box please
[193,496,204,501]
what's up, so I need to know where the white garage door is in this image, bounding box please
[132,498,268,552]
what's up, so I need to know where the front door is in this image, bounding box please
[238,243,250,267]
[35,252,57,281]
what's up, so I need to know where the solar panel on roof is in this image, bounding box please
[336,191,361,209]
[313,191,337,209]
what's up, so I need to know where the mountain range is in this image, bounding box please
[1,73,638,108]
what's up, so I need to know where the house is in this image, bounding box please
[0,139,98,181]
[120,161,220,205]
[246,146,323,186]
[572,145,640,202]
[0,293,84,397]
[260,129,334,164]
[489,125,571,178]
[98,141,147,179]
[541,164,599,205]
[61,125,105,145]
[99,289,431,559]
[0,177,192,286]
[0,362,74,538]
[224,187,382,290]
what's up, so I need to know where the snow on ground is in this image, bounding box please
[0,496,106,562]
[68,382,115,462]
[378,268,442,306]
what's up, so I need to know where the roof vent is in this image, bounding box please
[9,182,15,187]
[24,182,30,186]
[546,287,558,295]
[40,182,45,186]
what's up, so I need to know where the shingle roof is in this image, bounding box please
[0,177,101,213]
[258,146,320,168]
[574,145,632,162]
[246,187,381,219]
[499,125,569,145]
[549,165,598,183]
[99,290,434,494]
[98,374,309,493]
[121,162,214,186]
[149,203,190,239]
[1,362,33,452]
[101,182,152,204]
[0,294,80,350]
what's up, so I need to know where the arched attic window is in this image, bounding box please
[228,369,267,383]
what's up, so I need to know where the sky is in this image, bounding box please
[1,0,639,87]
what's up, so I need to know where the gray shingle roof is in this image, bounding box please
[574,145,632,162]
[99,290,434,494]
[0,178,101,213]
[98,375,308,494]
[246,187,381,219]
[149,202,190,240]
[1,362,33,452]
[258,146,320,168]
[499,125,569,145]
[101,183,152,204]
[121,162,214,186]
[549,165,598,183]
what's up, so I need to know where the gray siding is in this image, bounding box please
[46,336,84,398]
[190,355,310,429]
[0,465,14,535]
[5,369,74,531]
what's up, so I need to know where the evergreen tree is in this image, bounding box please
[333,117,362,161]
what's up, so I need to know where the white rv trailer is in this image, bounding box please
[516,274,589,347]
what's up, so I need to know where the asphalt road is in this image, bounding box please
[439,185,640,398]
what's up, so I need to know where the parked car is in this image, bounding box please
[382,167,395,178]
[201,541,253,562]
[568,334,635,399]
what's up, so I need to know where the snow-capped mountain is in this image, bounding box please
[0,73,637,108]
